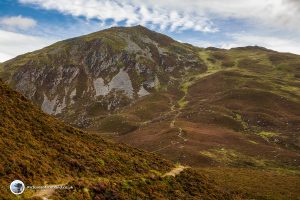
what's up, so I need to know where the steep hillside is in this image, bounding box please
[0,80,233,199]
[0,26,299,170]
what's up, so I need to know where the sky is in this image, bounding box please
[1,0,300,62]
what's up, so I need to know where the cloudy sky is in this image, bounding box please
[0,0,300,62]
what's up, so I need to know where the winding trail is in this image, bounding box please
[151,75,190,153]
[163,165,189,177]
[150,51,230,153]
[30,165,188,199]
[31,184,67,200]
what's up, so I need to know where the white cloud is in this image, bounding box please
[0,52,12,62]
[184,39,215,49]
[0,29,54,62]
[18,0,218,33]
[0,15,37,30]
[18,0,300,33]
[131,0,300,33]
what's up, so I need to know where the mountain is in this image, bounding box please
[0,25,205,128]
[0,26,299,169]
[0,79,234,199]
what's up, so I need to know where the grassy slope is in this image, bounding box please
[0,80,234,199]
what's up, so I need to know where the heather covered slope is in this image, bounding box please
[0,80,233,199]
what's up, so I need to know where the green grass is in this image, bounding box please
[235,114,248,130]
[97,159,105,166]
[178,97,188,108]
[176,53,225,109]
[256,131,280,141]
[199,148,268,167]
[248,140,259,145]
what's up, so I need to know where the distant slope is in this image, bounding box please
[0,79,233,199]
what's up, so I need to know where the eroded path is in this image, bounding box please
[151,51,230,153]
[31,184,67,200]
[30,166,188,199]
[163,165,189,177]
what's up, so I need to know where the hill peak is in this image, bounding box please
[109,24,149,31]
[82,25,176,46]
